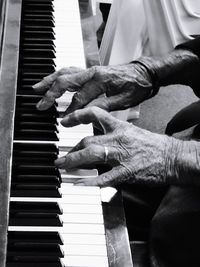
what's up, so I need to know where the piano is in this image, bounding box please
[0,0,133,266]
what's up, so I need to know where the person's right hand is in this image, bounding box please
[33,63,153,114]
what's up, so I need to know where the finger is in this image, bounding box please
[55,145,104,169]
[36,68,96,110]
[86,92,134,111]
[65,80,106,115]
[55,143,119,169]
[33,67,83,92]
[74,166,131,187]
[66,134,114,154]
[61,106,120,133]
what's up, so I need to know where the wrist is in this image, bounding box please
[165,138,200,185]
[136,49,199,91]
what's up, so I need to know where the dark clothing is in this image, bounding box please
[177,37,200,60]
[175,37,200,98]
[149,37,200,267]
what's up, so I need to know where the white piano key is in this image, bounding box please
[9,224,105,234]
[62,255,109,267]
[60,203,103,214]
[60,233,106,245]
[62,244,107,256]
[60,213,104,224]
[60,184,100,195]
[11,195,101,204]
[54,0,86,69]
[61,171,98,180]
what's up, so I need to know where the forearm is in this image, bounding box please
[166,138,200,185]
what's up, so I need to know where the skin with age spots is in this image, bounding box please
[33,49,200,188]
[54,107,194,187]
[33,63,153,114]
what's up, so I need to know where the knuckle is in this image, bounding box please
[98,174,111,187]
[43,76,51,85]
[73,92,82,104]
[80,136,92,148]
[58,67,68,75]
[89,106,101,115]
[56,76,64,85]
[72,109,80,121]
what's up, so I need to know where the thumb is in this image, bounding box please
[74,166,131,187]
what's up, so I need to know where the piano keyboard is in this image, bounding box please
[7,0,109,266]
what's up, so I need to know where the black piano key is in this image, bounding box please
[23,30,55,39]
[9,212,63,226]
[22,37,55,45]
[13,152,58,161]
[11,189,61,198]
[23,0,54,2]
[20,78,44,85]
[11,184,61,198]
[7,243,64,257]
[22,25,55,32]
[23,9,54,16]
[11,183,61,190]
[21,70,54,78]
[23,3,54,12]
[6,261,64,267]
[23,14,55,22]
[12,164,59,174]
[19,63,55,72]
[22,49,55,58]
[16,107,58,116]
[10,202,62,214]
[15,113,57,123]
[15,108,58,117]
[22,57,55,65]
[8,231,64,245]
[12,166,60,179]
[23,18,55,27]
[13,142,59,153]
[12,175,61,185]
[15,122,58,132]
[13,156,57,165]
[14,129,59,141]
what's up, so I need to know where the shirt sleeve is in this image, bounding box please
[176,37,200,59]
[176,37,200,98]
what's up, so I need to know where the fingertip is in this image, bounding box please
[36,98,54,110]
[61,116,71,127]
[32,81,44,90]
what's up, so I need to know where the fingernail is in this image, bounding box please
[54,157,65,167]
[36,99,46,110]
[32,82,42,89]
[37,99,53,110]
[61,117,70,126]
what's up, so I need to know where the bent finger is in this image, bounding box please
[61,107,121,132]
[33,66,83,92]
[55,145,104,169]
[65,80,105,115]
[86,93,134,111]
[36,68,96,110]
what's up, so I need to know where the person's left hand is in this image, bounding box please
[55,107,177,187]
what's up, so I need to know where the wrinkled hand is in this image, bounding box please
[33,63,153,114]
[55,107,179,187]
